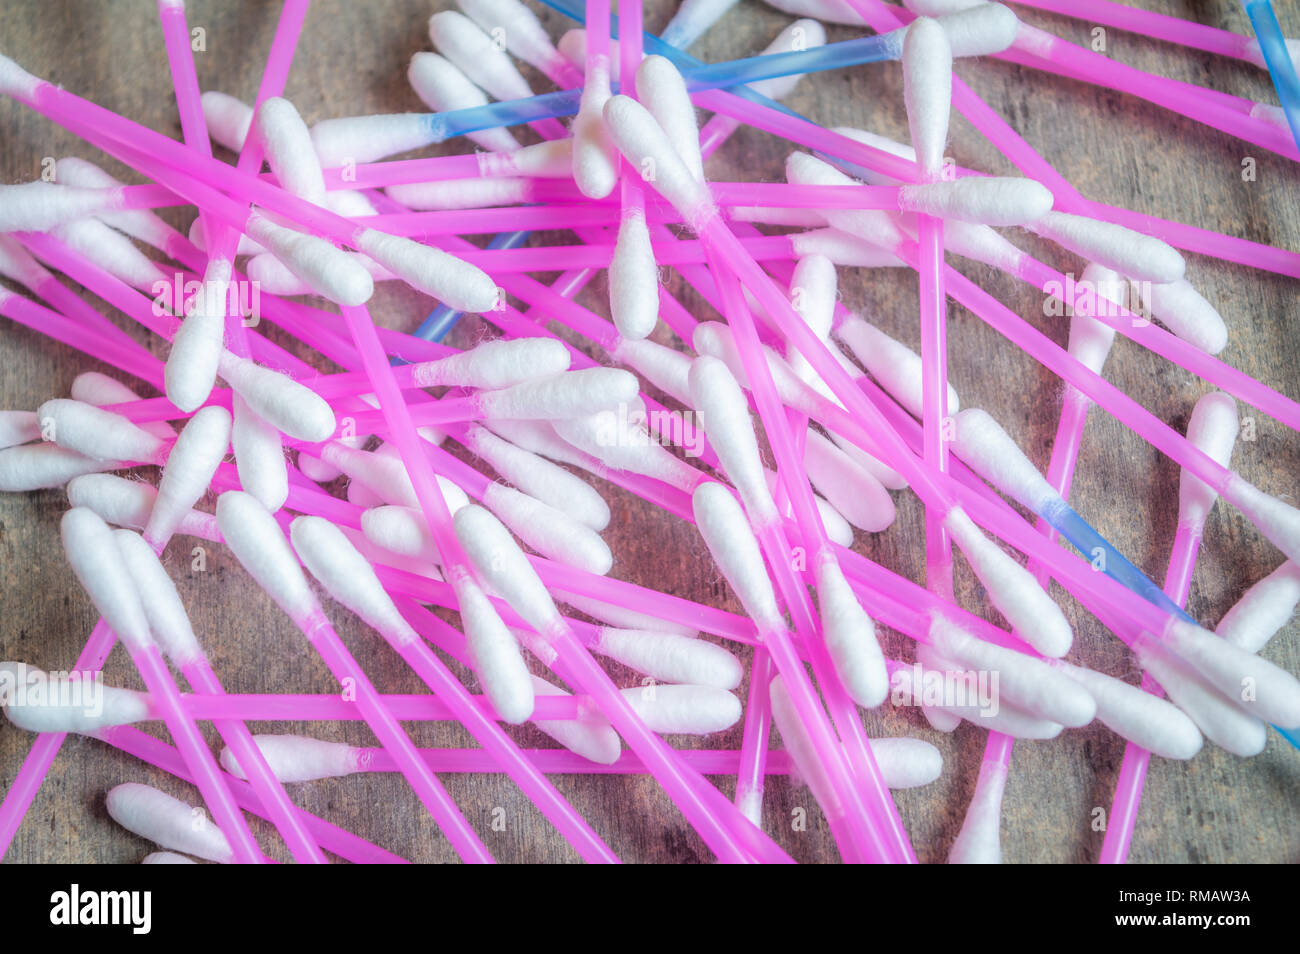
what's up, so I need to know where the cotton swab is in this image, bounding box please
[106,782,236,864]
[61,507,264,863]
[214,490,494,863]
[287,514,619,863]
[112,526,327,863]
[408,52,522,154]
[1217,561,1300,654]
[211,731,941,786]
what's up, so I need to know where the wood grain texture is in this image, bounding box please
[0,0,1297,864]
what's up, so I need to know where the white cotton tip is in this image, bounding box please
[477,368,639,422]
[429,10,535,102]
[1177,391,1238,531]
[785,153,908,252]
[572,55,619,200]
[455,504,560,633]
[557,30,618,80]
[943,508,1074,657]
[298,452,341,484]
[189,216,266,256]
[245,212,373,306]
[463,425,608,530]
[61,508,153,651]
[1243,36,1300,71]
[929,614,1095,726]
[323,190,377,218]
[829,432,908,491]
[217,353,335,443]
[948,761,1006,864]
[835,315,960,419]
[54,156,178,249]
[897,177,1053,226]
[485,418,600,473]
[769,674,842,815]
[37,399,163,465]
[604,95,716,228]
[113,529,203,666]
[635,55,705,183]
[938,4,1021,57]
[147,405,230,545]
[692,481,783,630]
[0,181,125,232]
[142,852,196,864]
[1217,561,1300,654]
[788,228,906,268]
[692,320,820,419]
[609,337,692,408]
[0,53,41,99]
[482,482,613,575]
[609,211,660,341]
[54,217,166,290]
[244,251,385,297]
[620,684,741,735]
[747,19,827,100]
[354,229,498,313]
[353,227,499,310]
[231,398,287,512]
[1164,619,1300,729]
[1028,211,1185,284]
[0,233,50,288]
[829,126,916,185]
[596,628,742,689]
[68,474,213,539]
[106,783,234,863]
[479,138,576,179]
[387,176,531,211]
[165,258,230,414]
[865,737,941,788]
[0,444,121,491]
[413,338,570,391]
[0,410,39,449]
[1067,263,1121,375]
[408,52,521,154]
[254,97,326,204]
[324,444,461,511]
[309,113,437,166]
[215,491,320,621]
[458,0,563,74]
[816,559,889,707]
[201,91,254,152]
[361,505,442,563]
[455,577,534,724]
[531,675,622,764]
[1223,476,1300,566]
[71,373,174,441]
[951,408,1058,513]
[934,220,1022,273]
[1135,640,1266,757]
[786,253,837,383]
[804,431,895,534]
[814,493,855,547]
[0,662,148,733]
[1134,279,1229,355]
[291,516,421,642]
[902,17,953,179]
[662,0,741,48]
[221,733,359,783]
[560,590,697,638]
[1054,662,1202,760]
[689,356,776,523]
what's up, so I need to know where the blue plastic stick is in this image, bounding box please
[1243,0,1300,153]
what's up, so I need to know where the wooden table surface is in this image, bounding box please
[0,0,1297,864]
